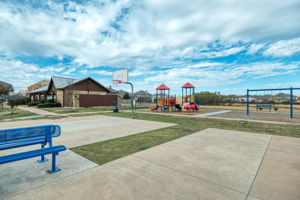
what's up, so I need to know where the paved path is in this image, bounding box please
[1,115,175,152]
[193,110,232,117]
[18,106,63,116]
[1,115,175,199]
[7,128,300,200]
[132,110,300,125]
[203,115,300,125]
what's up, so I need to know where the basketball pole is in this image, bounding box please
[127,82,134,118]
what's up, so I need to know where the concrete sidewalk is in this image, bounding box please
[18,106,64,116]
[193,109,232,117]
[7,128,300,200]
[1,115,175,153]
[1,115,175,199]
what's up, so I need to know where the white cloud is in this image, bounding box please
[264,37,300,57]
[247,43,265,55]
[0,0,299,68]
[188,62,224,69]
[92,70,112,76]
[129,61,300,93]
[0,0,300,92]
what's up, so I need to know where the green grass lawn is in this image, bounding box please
[0,107,36,121]
[42,105,151,114]
[71,112,300,165]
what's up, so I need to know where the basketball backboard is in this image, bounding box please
[112,68,128,84]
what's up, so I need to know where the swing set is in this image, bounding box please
[246,87,300,119]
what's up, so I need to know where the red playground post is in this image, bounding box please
[181,82,199,111]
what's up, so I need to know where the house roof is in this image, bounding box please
[182,82,195,88]
[156,84,170,90]
[51,76,78,89]
[60,77,110,92]
[134,90,152,96]
[29,76,110,94]
[28,85,49,94]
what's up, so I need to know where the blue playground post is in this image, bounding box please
[290,87,293,119]
[246,89,249,115]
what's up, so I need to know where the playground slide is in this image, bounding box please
[151,106,159,111]
[184,104,199,111]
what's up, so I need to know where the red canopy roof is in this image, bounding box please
[182,82,195,88]
[156,84,170,90]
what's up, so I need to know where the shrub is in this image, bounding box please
[37,102,61,108]
[28,102,39,106]
[47,99,55,103]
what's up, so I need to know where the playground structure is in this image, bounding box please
[181,82,199,111]
[246,87,300,119]
[151,82,199,112]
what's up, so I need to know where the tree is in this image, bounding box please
[123,92,130,99]
[0,98,4,111]
[0,81,14,95]
[7,99,22,114]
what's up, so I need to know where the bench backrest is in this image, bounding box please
[0,125,61,146]
[256,105,272,108]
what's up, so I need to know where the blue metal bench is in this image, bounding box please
[0,125,67,173]
[256,104,272,112]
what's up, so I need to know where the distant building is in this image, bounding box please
[17,90,27,97]
[134,90,153,103]
[236,95,255,102]
[118,90,129,98]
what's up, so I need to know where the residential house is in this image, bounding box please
[27,76,118,107]
[134,90,153,103]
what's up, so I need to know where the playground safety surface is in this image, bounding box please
[210,110,300,124]
[4,128,300,200]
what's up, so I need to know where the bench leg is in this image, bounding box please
[37,144,48,163]
[47,153,61,174]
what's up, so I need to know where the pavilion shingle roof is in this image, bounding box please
[28,76,110,94]
[28,85,49,94]
[51,76,79,89]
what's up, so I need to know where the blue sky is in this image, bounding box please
[0,0,300,95]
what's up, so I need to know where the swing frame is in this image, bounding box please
[246,87,300,119]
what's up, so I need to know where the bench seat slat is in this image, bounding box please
[0,139,45,151]
[0,145,66,164]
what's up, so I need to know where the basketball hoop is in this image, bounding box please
[112,80,122,84]
[112,68,128,84]
[112,68,134,118]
